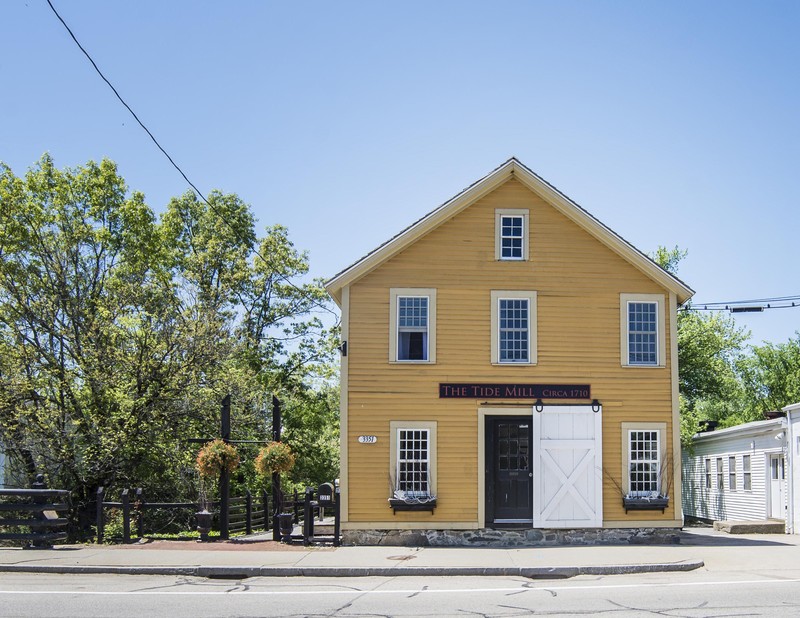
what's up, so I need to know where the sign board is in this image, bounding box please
[439,383,590,400]
[358,435,378,444]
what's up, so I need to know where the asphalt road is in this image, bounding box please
[2,571,800,618]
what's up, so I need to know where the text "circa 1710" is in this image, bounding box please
[439,383,591,400]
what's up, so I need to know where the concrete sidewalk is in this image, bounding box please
[0,527,795,579]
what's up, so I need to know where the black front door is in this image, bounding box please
[486,417,533,525]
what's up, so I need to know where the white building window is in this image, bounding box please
[621,422,667,498]
[495,209,529,261]
[716,457,724,490]
[389,288,436,363]
[729,456,737,491]
[743,454,751,490]
[491,291,537,365]
[620,294,666,367]
[705,458,712,489]
[628,430,660,497]
[390,421,437,499]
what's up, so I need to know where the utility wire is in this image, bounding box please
[45,0,336,318]
[681,294,800,313]
[45,0,210,206]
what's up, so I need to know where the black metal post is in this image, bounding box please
[135,488,144,539]
[121,489,131,544]
[271,395,282,541]
[333,486,341,547]
[245,490,253,535]
[96,487,105,544]
[219,394,231,540]
[30,474,50,549]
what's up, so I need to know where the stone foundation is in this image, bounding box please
[343,527,681,547]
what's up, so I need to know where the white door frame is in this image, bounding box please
[769,452,786,520]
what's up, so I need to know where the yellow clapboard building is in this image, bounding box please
[325,158,693,545]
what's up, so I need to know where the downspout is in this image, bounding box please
[783,416,792,534]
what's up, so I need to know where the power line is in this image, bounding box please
[45,1,336,319]
[45,0,210,206]
[681,294,800,313]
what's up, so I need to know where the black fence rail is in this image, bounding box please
[96,487,271,543]
[228,491,269,535]
[0,475,71,548]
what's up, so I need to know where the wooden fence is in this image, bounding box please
[95,487,270,544]
[0,475,70,548]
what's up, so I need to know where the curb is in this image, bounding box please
[0,560,704,579]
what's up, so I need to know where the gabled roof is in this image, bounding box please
[325,158,694,305]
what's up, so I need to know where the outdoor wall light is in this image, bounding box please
[534,399,544,413]
[591,399,601,413]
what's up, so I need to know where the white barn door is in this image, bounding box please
[533,405,603,528]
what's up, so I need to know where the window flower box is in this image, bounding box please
[622,495,669,514]
[388,497,437,514]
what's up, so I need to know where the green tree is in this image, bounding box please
[0,155,202,531]
[651,246,750,444]
[737,336,800,420]
[0,156,339,537]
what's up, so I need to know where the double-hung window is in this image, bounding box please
[743,455,752,490]
[729,456,737,491]
[390,421,437,500]
[620,294,666,367]
[495,209,529,261]
[705,458,712,489]
[491,291,537,365]
[716,457,724,490]
[622,422,667,499]
[390,288,436,363]
[628,429,660,497]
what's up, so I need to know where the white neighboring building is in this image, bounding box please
[682,402,800,533]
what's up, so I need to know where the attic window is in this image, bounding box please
[495,209,529,261]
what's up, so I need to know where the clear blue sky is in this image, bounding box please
[3,1,798,346]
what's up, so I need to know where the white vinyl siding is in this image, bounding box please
[682,420,786,522]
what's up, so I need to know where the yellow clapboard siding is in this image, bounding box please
[344,177,677,525]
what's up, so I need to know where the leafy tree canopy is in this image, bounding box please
[0,155,339,537]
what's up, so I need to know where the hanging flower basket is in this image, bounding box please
[254,441,296,476]
[196,439,240,478]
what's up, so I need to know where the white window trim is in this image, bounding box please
[620,293,666,367]
[495,209,529,261]
[621,422,667,497]
[491,290,537,365]
[743,454,752,491]
[389,288,436,363]
[389,421,437,498]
